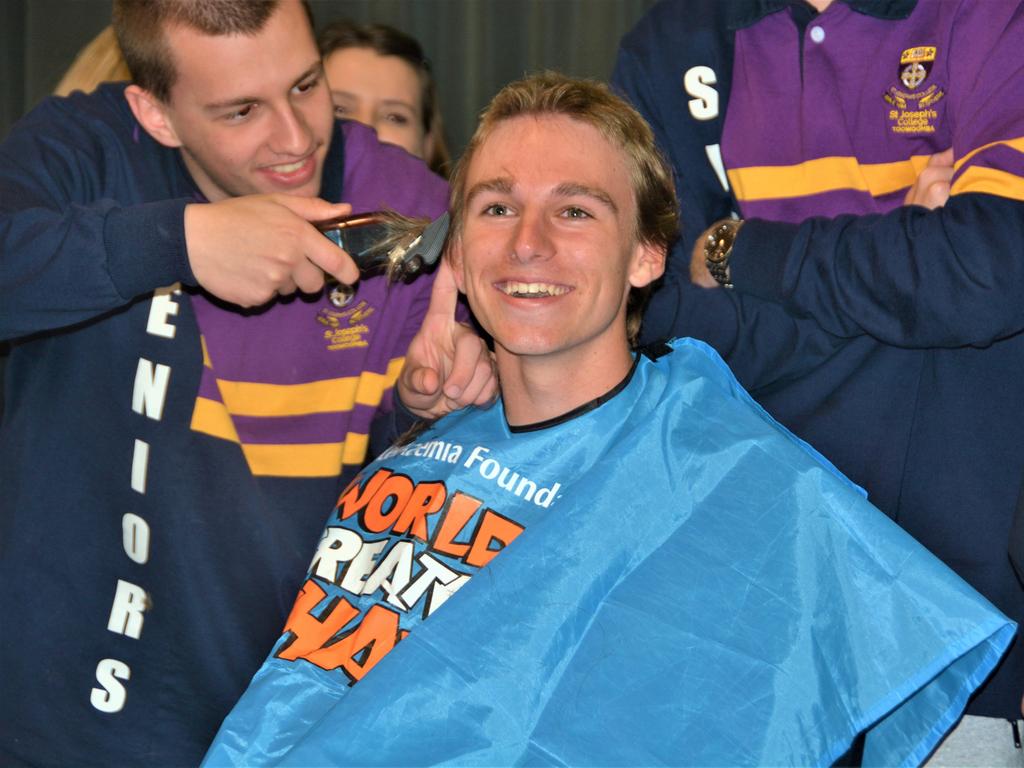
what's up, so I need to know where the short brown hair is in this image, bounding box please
[318,20,451,178]
[449,72,679,343]
[113,0,295,102]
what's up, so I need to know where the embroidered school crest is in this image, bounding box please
[884,45,944,135]
[317,300,376,351]
[900,46,935,89]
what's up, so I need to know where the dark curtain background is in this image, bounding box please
[0,0,657,154]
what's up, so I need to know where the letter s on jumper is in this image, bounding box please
[90,658,130,713]
[683,66,718,120]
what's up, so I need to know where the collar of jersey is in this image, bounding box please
[728,0,916,29]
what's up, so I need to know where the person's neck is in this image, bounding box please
[497,344,635,427]
[806,0,834,11]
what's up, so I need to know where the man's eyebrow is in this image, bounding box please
[203,62,323,111]
[553,182,617,213]
[465,177,514,206]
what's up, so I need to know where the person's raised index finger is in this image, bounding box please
[425,258,461,320]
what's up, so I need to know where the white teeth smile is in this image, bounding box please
[499,281,570,298]
[269,159,307,173]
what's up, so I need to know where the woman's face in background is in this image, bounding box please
[324,46,433,160]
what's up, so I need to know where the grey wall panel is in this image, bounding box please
[0,0,28,140]
[3,0,655,156]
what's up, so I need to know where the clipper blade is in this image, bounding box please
[397,211,450,276]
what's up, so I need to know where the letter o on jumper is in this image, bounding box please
[122,513,151,564]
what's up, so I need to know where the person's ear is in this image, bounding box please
[446,236,467,294]
[628,240,666,289]
[124,85,183,148]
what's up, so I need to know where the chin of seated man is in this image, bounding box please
[204,73,1016,768]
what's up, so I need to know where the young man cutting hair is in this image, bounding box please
[0,1,492,764]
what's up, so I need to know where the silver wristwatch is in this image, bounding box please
[703,218,743,288]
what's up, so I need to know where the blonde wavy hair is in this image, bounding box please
[448,72,679,344]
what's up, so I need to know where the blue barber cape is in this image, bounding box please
[206,338,1015,767]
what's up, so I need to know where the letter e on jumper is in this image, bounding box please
[145,284,181,338]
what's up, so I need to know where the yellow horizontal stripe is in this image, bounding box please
[728,136,1024,203]
[191,396,240,442]
[728,154,932,202]
[241,432,370,477]
[356,357,406,407]
[951,166,1024,201]
[192,395,371,477]
[862,156,930,195]
[214,356,406,417]
[953,135,1024,172]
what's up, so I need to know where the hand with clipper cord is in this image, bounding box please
[183,194,358,307]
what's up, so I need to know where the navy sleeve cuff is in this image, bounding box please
[103,198,195,300]
[390,389,422,437]
[730,218,801,302]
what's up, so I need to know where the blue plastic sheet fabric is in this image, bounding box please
[205,338,1015,767]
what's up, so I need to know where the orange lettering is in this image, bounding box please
[276,580,359,662]
[465,511,525,568]
[432,492,481,560]
[393,481,447,540]
[362,473,414,533]
[306,604,401,682]
[337,469,392,520]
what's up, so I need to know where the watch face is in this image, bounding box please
[706,222,737,263]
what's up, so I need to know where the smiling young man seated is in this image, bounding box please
[204,73,1015,767]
